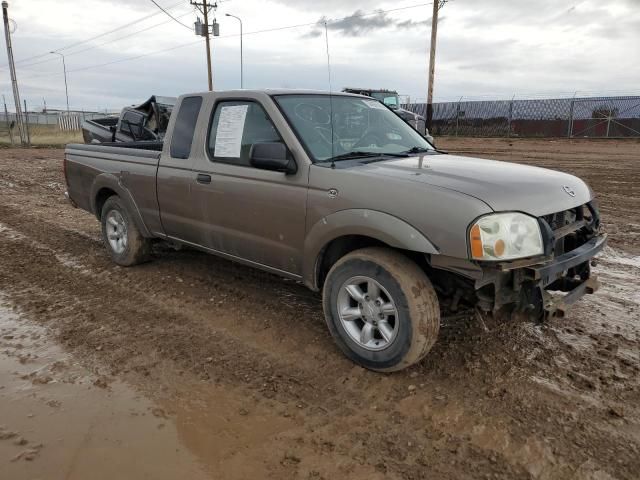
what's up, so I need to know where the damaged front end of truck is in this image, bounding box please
[473,201,607,319]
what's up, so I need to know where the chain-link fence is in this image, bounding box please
[1,109,114,145]
[1,110,108,130]
[403,95,640,138]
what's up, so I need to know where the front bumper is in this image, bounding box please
[526,233,606,317]
[525,233,607,287]
[476,233,607,317]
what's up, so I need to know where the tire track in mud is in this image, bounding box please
[1,205,638,479]
[0,205,501,478]
[0,203,347,375]
[0,205,564,478]
[0,214,340,402]
[0,211,522,479]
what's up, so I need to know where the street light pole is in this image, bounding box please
[50,51,69,112]
[225,13,243,88]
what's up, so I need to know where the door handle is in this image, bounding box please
[196,173,212,184]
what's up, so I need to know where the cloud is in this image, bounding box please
[396,18,431,29]
[304,8,429,38]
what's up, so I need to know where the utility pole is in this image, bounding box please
[192,0,219,91]
[2,1,27,145]
[426,0,447,132]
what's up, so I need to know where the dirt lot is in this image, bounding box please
[0,138,638,479]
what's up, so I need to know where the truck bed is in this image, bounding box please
[95,141,164,151]
[64,143,161,228]
[82,118,118,143]
[65,143,161,162]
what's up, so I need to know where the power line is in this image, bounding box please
[2,0,186,68]
[50,0,186,52]
[16,7,195,71]
[149,0,193,30]
[20,39,205,80]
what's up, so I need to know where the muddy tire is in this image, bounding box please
[322,247,440,372]
[100,196,150,266]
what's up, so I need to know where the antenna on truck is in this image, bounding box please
[324,21,336,168]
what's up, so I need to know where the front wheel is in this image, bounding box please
[101,196,150,266]
[322,247,440,372]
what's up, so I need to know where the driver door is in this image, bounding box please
[189,97,309,276]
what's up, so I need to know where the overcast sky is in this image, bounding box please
[1,0,639,112]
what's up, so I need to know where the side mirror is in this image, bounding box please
[249,142,297,174]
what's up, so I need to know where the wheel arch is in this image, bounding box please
[303,209,439,291]
[90,173,152,238]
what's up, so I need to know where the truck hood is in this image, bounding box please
[363,154,592,216]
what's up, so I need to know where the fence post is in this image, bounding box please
[23,99,31,146]
[4,101,14,146]
[455,97,462,136]
[508,96,514,138]
[567,94,576,138]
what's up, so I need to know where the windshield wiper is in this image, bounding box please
[402,146,433,154]
[319,151,409,164]
[403,146,450,155]
[320,151,383,163]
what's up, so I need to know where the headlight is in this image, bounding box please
[469,212,543,261]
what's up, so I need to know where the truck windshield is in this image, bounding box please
[274,94,434,163]
[371,92,399,108]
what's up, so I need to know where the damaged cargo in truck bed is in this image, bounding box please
[82,95,176,144]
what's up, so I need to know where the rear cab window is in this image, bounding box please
[207,100,284,167]
[170,96,203,159]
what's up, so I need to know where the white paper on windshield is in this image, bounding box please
[363,99,387,110]
[214,104,249,157]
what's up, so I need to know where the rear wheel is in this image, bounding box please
[322,247,440,372]
[100,196,150,266]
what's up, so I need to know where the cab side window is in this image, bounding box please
[170,96,203,159]
[207,100,283,167]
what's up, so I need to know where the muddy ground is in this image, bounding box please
[0,138,638,480]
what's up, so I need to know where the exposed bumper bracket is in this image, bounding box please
[528,233,607,287]
[543,276,600,318]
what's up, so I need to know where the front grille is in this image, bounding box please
[540,202,599,256]
[538,201,600,289]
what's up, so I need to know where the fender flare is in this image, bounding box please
[302,209,439,289]
[90,173,152,238]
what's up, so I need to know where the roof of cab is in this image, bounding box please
[179,89,367,98]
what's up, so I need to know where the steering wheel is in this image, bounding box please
[352,128,387,150]
[314,126,340,146]
[352,126,407,150]
[294,103,330,125]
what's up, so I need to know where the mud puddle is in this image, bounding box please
[0,297,291,480]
